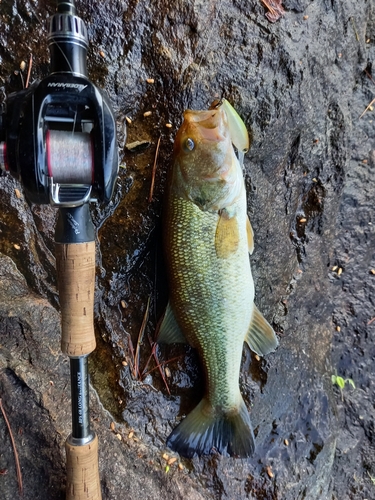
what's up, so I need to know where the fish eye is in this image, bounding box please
[184,138,195,151]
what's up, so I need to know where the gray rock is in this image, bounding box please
[0,0,374,498]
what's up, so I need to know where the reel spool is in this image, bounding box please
[46,130,94,205]
[46,130,93,184]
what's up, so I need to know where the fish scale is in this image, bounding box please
[165,190,253,410]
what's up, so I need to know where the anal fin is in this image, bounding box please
[157,302,189,345]
[245,304,278,356]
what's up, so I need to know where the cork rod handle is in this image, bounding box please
[66,434,101,500]
[56,241,96,356]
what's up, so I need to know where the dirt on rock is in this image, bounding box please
[0,0,374,499]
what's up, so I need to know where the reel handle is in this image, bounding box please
[65,434,101,500]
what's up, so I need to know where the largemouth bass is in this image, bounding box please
[158,99,278,458]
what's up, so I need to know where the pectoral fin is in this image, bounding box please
[245,304,278,356]
[246,216,254,254]
[157,302,189,344]
[215,210,240,259]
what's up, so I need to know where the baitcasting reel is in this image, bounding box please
[0,0,118,207]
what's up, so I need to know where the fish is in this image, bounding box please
[158,99,278,458]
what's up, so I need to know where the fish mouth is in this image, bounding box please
[183,109,227,143]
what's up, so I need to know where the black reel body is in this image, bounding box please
[4,75,118,205]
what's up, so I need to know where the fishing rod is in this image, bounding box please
[0,1,119,497]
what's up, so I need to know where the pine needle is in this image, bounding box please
[360,70,375,118]
[25,54,33,89]
[0,398,23,496]
[148,136,161,203]
[359,97,375,119]
[148,341,171,395]
[142,355,183,378]
[133,296,151,379]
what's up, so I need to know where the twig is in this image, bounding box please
[260,0,285,22]
[25,54,33,89]
[141,312,164,377]
[142,341,157,378]
[365,69,375,86]
[359,97,375,119]
[142,355,184,378]
[0,398,23,496]
[126,333,136,375]
[351,17,359,42]
[148,136,161,203]
[367,316,375,325]
[144,314,172,395]
[360,69,375,118]
[149,340,171,395]
[133,296,151,379]
[149,311,171,394]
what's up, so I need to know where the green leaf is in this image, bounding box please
[336,376,345,389]
[331,375,337,384]
[346,378,356,388]
[165,465,170,473]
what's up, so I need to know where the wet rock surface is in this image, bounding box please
[0,0,374,498]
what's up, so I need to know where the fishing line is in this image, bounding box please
[195,1,223,74]
[190,0,226,99]
[49,40,75,74]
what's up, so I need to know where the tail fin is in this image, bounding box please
[167,397,255,458]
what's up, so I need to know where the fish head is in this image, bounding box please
[172,107,243,211]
